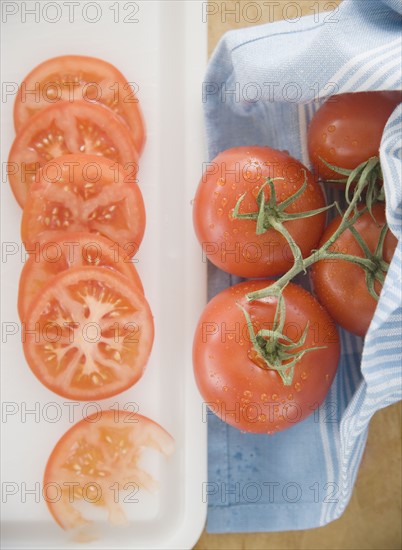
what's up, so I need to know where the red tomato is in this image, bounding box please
[308,91,402,180]
[8,101,139,207]
[193,280,340,434]
[21,155,145,258]
[310,204,397,337]
[193,146,327,278]
[23,266,154,400]
[18,232,144,321]
[14,55,146,154]
[44,410,174,530]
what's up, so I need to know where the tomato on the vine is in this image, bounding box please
[44,410,174,530]
[310,203,397,337]
[308,91,402,180]
[193,146,327,278]
[193,280,340,434]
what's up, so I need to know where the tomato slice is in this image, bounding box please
[44,410,174,530]
[8,101,139,207]
[18,232,144,322]
[14,55,146,155]
[21,155,145,258]
[23,266,154,400]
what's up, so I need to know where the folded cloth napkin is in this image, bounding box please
[203,0,402,533]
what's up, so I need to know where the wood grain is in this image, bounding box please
[195,1,402,548]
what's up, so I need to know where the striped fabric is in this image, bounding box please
[204,0,402,533]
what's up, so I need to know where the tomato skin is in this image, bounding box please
[8,101,139,207]
[23,266,154,401]
[193,280,340,434]
[21,155,145,258]
[44,410,174,530]
[14,55,146,154]
[308,91,402,180]
[18,232,144,321]
[310,204,397,337]
[193,146,327,278]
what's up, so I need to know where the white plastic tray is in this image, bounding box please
[0,2,207,548]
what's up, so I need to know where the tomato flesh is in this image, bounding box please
[18,232,144,321]
[21,154,145,258]
[193,146,327,278]
[308,91,402,180]
[23,266,154,400]
[44,410,174,530]
[310,204,397,337]
[193,280,340,434]
[8,101,139,207]
[14,55,146,154]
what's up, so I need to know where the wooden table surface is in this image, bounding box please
[194,2,402,549]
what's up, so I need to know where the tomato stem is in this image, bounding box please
[238,295,325,386]
[232,174,335,239]
[246,157,386,302]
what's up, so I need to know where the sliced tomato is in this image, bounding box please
[23,266,154,400]
[18,232,144,321]
[14,55,146,154]
[8,101,139,207]
[21,155,145,258]
[44,410,174,530]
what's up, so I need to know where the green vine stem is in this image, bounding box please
[246,156,386,302]
[319,156,384,208]
[232,174,335,267]
[233,155,389,386]
[238,294,325,386]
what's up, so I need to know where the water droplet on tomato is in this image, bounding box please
[295,382,301,392]
[244,390,252,398]
[221,197,228,207]
[301,371,308,380]
[217,208,223,216]
[328,125,336,133]
[322,133,327,141]
[223,386,228,392]
[288,393,293,400]
[258,414,267,422]
[209,223,215,229]
[217,178,226,187]
[272,393,278,401]
[352,140,358,147]
[329,148,335,155]
[261,393,268,401]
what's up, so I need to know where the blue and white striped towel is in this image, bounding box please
[204,0,402,533]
